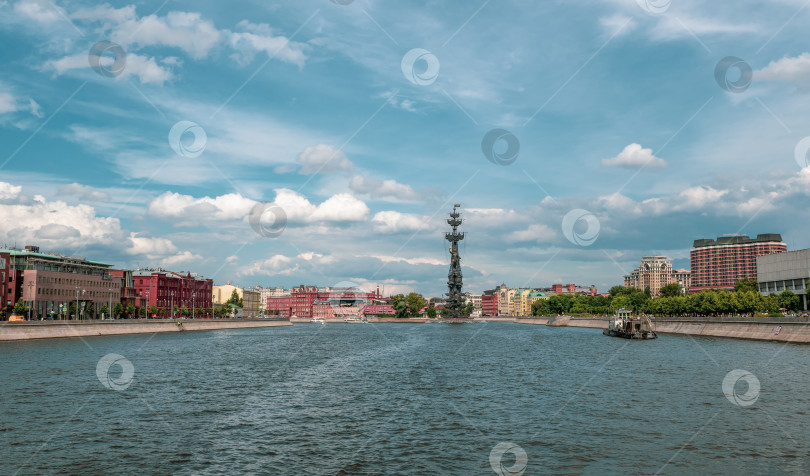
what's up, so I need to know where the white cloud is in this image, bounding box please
[602,143,666,169]
[111,11,221,60]
[0,190,123,248]
[127,232,177,257]
[0,92,17,114]
[756,53,810,91]
[147,192,256,224]
[296,144,354,175]
[370,255,444,266]
[371,211,428,234]
[46,53,173,85]
[349,175,422,202]
[57,183,111,202]
[0,181,22,199]
[600,14,635,36]
[238,254,300,277]
[147,189,369,227]
[507,224,557,243]
[13,0,63,24]
[160,251,203,268]
[228,20,308,67]
[641,186,728,215]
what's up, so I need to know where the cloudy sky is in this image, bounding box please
[1,0,809,296]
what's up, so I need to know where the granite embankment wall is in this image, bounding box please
[513,315,810,343]
[0,319,292,341]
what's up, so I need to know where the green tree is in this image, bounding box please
[659,283,683,298]
[464,302,474,316]
[394,300,409,319]
[181,305,189,317]
[113,302,124,319]
[734,279,759,294]
[609,286,633,297]
[149,305,158,317]
[86,302,95,319]
[13,299,27,315]
[100,303,109,318]
[405,292,427,316]
[778,290,800,312]
[225,289,243,308]
[426,306,437,318]
[125,304,135,318]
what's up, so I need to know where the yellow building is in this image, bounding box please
[212,282,261,318]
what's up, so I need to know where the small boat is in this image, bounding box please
[603,309,656,339]
[310,317,325,324]
[344,315,367,323]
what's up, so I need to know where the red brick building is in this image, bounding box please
[481,291,498,317]
[690,234,786,293]
[1,251,11,316]
[266,285,385,318]
[132,269,213,318]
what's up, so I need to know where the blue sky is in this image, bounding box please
[1,0,810,296]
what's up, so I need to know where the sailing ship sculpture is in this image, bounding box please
[445,204,469,318]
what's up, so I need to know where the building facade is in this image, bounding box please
[11,246,119,319]
[757,249,810,310]
[690,234,786,293]
[134,269,213,318]
[624,256,691,297]
[481,290,498,317]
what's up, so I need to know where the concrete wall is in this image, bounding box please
[527,316,810,343]
[0,319,291,341]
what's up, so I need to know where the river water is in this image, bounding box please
[1,322,809,475]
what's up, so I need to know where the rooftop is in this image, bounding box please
[693,234,783,248]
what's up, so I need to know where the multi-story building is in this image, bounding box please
[0,251,11,316]
[266,286,384,318]
[757,249,810,310]
[549,284,598,296]
[690,234,786,293]
[481,289,498,317]
[624,256,691,297]
[10,245,119,319]
[496,284,511,316]
[134,269,213,318]
[242,288,260,318]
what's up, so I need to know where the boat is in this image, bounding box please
[603,309,656,339]
[310,317,325,324]
[344,315,367,323]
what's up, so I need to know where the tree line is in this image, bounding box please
[531,280,803,317]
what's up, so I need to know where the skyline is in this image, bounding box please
[1,0,810,296]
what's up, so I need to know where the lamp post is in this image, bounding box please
[27,281,33,321]
[146,290,150,319]
[108,288,114,320]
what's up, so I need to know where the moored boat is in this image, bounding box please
[310,317,325,324]
[603,309,656,339]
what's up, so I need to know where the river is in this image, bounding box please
[1,322,808,475]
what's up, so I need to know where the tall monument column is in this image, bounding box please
[445,204,468,318]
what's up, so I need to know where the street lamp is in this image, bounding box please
[27,281,33,321]
[75,287,85,320]
[108,288,114,320]
[146,291,150,319]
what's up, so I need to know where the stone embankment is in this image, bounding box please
[0,318,291,341]
[503,315,810,343]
